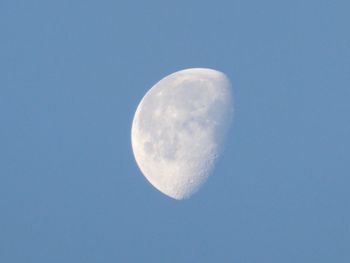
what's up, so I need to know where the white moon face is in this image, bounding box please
[131,68,233,200]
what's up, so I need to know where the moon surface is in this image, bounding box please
[131,68,233,200]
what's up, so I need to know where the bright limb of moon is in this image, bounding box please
[131,68,233,200]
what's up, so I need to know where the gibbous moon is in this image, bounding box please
[131,68,233,200]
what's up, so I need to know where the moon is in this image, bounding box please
[131,68,233,200]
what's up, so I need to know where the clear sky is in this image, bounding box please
[1,0,349,262]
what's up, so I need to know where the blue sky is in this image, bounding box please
[1,0,349,262]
